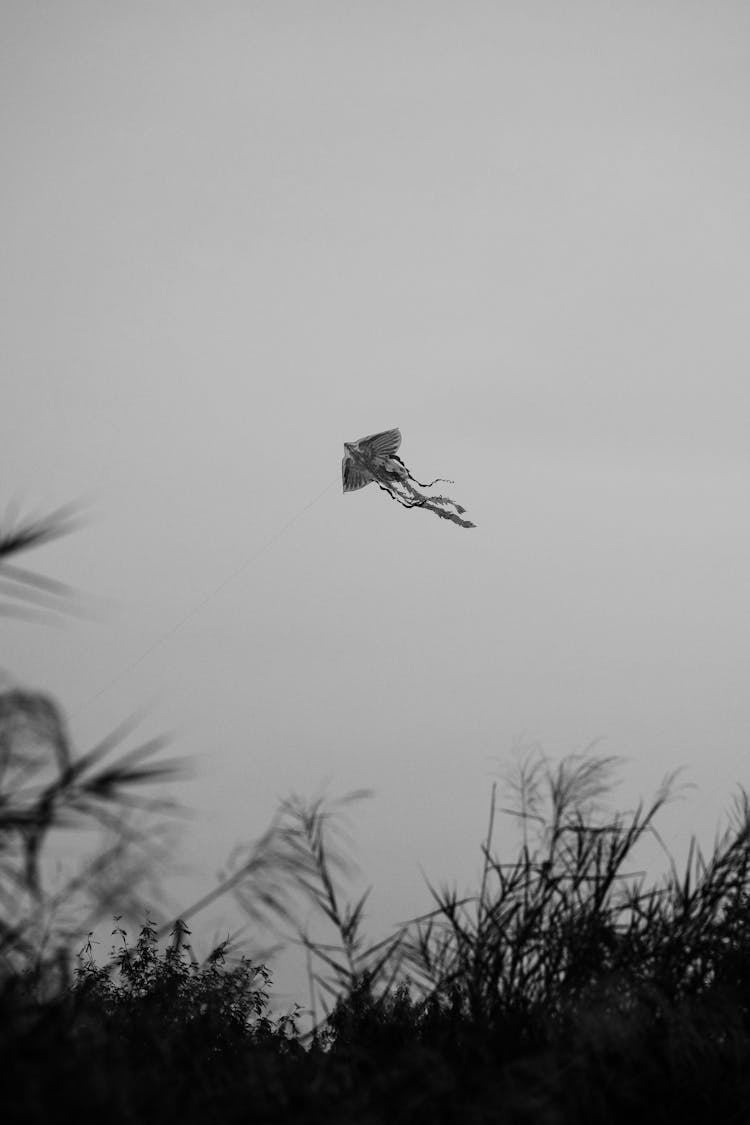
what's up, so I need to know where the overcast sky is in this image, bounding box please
[3,2,750,1002]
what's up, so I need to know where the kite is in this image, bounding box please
[342,428,475,528]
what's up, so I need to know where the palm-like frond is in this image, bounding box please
[0,503,82,623]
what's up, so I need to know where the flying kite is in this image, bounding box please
[342,428,475,528]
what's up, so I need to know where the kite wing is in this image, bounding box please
[356,428,402,459]
[342,455,373,492]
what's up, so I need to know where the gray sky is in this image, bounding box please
[3,2,750,1000]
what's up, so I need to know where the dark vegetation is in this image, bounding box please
[3,504,750,1122]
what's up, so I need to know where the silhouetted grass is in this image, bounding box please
[4,502,750,1122]
[4,753,750,1123]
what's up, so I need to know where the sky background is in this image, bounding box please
[3,1,750,1004]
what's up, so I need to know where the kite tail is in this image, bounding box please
[375,481,426,509]
[392,455,454,490]
[421,502,475,529]
[371,467,475,528]
[407,473,455,489]
[424,493,468,514]
[393,479,475,528]
[412,489,474,526]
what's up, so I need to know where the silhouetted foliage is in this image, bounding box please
[0,503,180,990]
[0,502,82,623]
[6,499,750,1122]
[72,917,300,1048]
[5,751,750,1122]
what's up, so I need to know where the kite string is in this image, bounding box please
[74,477,338,716]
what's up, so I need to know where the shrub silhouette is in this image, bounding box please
[72,917,300,1050]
